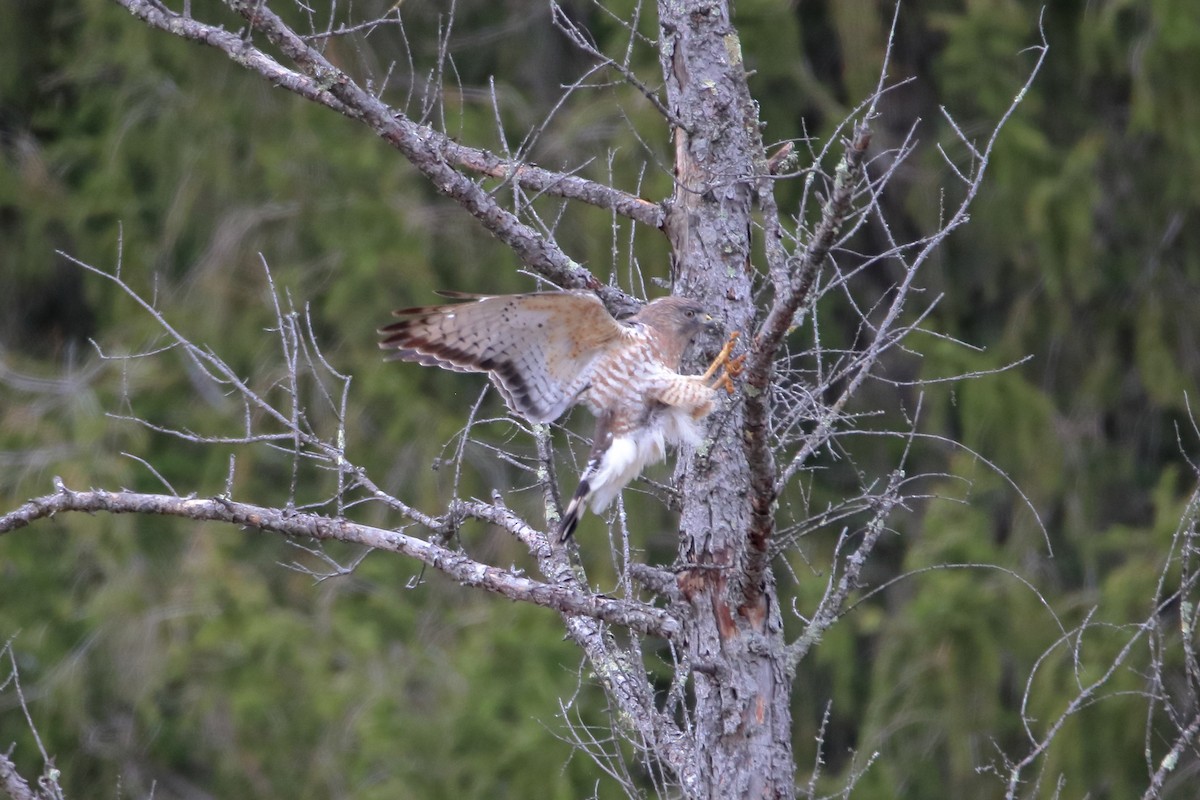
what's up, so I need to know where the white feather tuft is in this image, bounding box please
[589,410,703,513]
[658,406,706,449]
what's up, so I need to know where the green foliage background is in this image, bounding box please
[1,0,1198,797]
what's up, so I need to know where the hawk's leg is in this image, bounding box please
[700,331,746,394]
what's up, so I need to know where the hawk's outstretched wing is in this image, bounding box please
[379,291,629,423]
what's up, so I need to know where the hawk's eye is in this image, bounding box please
[685,309,696,319]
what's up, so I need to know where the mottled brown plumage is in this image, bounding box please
[379,291,738,540]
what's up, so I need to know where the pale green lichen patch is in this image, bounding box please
[723,33,743,66]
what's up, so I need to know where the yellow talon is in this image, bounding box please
[702,332,744,394]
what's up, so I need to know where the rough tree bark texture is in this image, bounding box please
[660,2,794,797]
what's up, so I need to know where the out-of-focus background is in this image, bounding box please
[2,1,1198,797]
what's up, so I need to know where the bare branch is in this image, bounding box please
[752,123,874,370]
[785,467,905,671]
[491,481,697,784]
[1002,482,1200,797]
[743,23,1050,605]
[0,483,678,639]
[111,0,653,311]
[1,642,65,800]
[550,2,685,130]
[0,753,40,800]
[1141,711,1200,800]
[443,139,664,228]
[740,123,873,602]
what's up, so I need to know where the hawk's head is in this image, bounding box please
[630,296,721,368]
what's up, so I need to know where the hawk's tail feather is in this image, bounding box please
[559,412,614,543]
[559,477,592,542]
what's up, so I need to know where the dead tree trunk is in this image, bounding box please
[661,2,795,797]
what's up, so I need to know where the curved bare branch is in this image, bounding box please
[112,0,655,311]
[0,482,679,639]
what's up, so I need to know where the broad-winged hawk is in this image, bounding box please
[379,291,740,540]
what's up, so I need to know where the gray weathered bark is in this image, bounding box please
[660,2,795,796]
